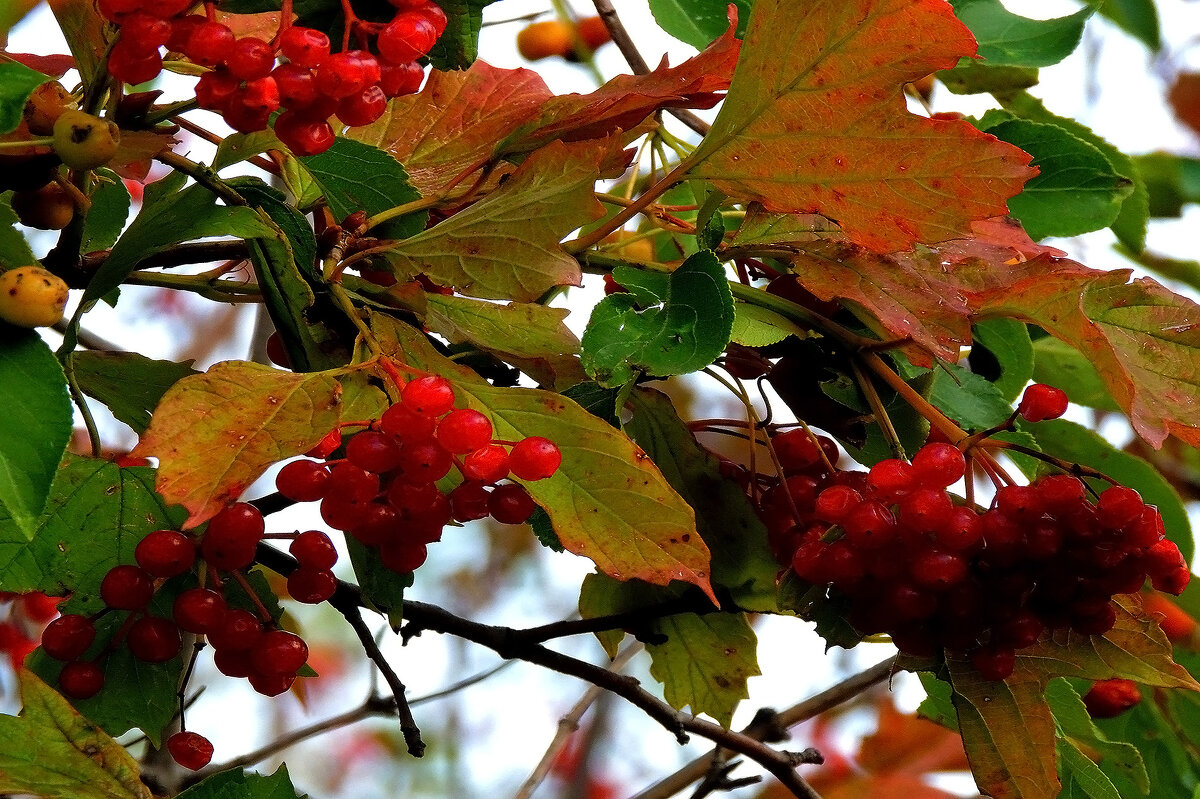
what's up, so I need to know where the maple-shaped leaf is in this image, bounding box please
[370,314,715,601]
[130,362,343,527]
[349,63,553,196]
[690,0,1036,252]
[375,139,614,302]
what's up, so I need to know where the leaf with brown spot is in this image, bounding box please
[130,361,343,527]
[690,0,1035,252]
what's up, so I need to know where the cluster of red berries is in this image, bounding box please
[751,426,1190,681]
[0,591,60,669]
[98,0,446,155]
[276,374,562,574]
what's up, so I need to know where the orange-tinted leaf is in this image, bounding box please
[131,362,343,527]
[858,698,971,776]
[377,139,614,301]
[497,25,741,155]
[1168,72,1200,137]
[807,773,963,799]
[350,63,553,196]
[948,657,1059,799]
[691,0,1035,252]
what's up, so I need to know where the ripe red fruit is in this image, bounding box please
[1018,383,1068,423]
[278,26,331,68]
[377,13,438,64]
[771,429,824,473]
[337,84,388,127]
[576,15,612,51]
[185,21,235,67]
[287,567,337,603]
[508,437,562,481]
[305,428,343,458]
[273,111,336,157]
[167,731,214,770]
[251,629,309,676]
[867,458,914,496]
[1083,678,1141,718]
[172,588,228,634]
[275,459,331,502]
[970,645,1016,681]
[107,40,163,84]
[380,61,424,97]
[272,64,319,109]
[461,444,510,483]
[402,375,456,416]
[201,502,264,571]
[436,409,493,454]
[41,614,96,661]
[126,616,183,663]
[59,661,105,699]
[398,439,454,483]
[290,530,338,570]
[326,462,380,503]
[379,540,428,573]
[208,608,264,651]
[315,51,379,99]
[380,402,438,440]
[194,68,240,111]
[450,481,491,521]
[226,36,275,81]
[100,565,155,610]
[135,530,196,578]
[488,483,537,524]
[248,671,296,697]
[910,442,966,488]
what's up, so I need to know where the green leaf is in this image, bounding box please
[80,169,132,253]
[0,455,186,600]
[970,318,1033,403]
[949,0,1093,67]
[379,139,608,302]
[938,60,1039,95]
[0,670,151,799]
[1093,694,1199,798]
[213,129,280,171]
[625,387,779,611]
[70,351,198,435]
[425,0,496,69]
[996,92,1148,251]
[0,61,50,135]
[917,671,959,730]
[578,572,677,657]
[176,765,308,799]
[647,612,759,726]
[562,382,620,427]
[1046,678,1149,796]
[983,118,1133,240]
[1031,419,1192,562]
[730,302,807,347]
[1031,337,1120,412]
[301,138,426,239]
[0,330,71,536]
[649,0,752,49]
[1095,0,1160,51]
[346,538,412,630]
[0,194,37,266]
[424,295,580,362]
[581,251,734,387]
[929,361,1017,431]
[129,362,344,528]
[1132,152,1200,218]
[372,315,714,600]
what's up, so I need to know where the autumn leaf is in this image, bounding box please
[690,0,1036,252]
[131,362,343,527]
[0,670,152,799]
[646,612,759,726]
[370,314,715,601]
[376,139,615,302]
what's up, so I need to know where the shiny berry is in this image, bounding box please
[126,616,182,662]
[59,661,105,699]
[42,615,96,661]
[1018,383,1068,422]
[135,530,196,578]
[167,731,214,770]
[508,437,562,481]
[100,565,155,610]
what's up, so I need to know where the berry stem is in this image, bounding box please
[363,195,445,234]
[228,570,274,623]
[0,137,55,151]
[858,352,968,445]
[850,359,906,459]
[176,639,206,730]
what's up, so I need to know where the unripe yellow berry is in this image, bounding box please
[52,110,120,171]
[0,266,70,328]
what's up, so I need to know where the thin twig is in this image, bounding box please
[513,644,642,799]
[330,596,426,757]
[632,656,897,799]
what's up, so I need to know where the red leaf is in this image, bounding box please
[691,0,1036,252]
[3,53,76,77]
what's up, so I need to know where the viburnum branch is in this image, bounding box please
[123,271,263,301]
[566,158,695,253]
[511,595,715,646]
[155,150,247,207]
[513,643,642,799]
[329,594,427,758]
[81,240,252,273]
[634,656,896,799]
[858,352,968,445]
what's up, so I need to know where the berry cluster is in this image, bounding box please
[0,592,61,668]
[753,430,1190,680]
[97,0,446,155]
[276,374,562,574]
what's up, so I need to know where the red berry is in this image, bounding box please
[812,485,861,524]
[135,530,196,578]
[314,51,379,99]
[278,26,330,68]
[276,459,330,502]
[461,444,510,483]
[970,645,1016,681]
[377,13,438,64]
[401,375,456,416]
[107,41,163,84]
[167,731,214,770]
[194,68,240,111]
[59,661,105,699]
[380,61,424,97]
[337,84,388,127]
[226,36,275,81]
[272,63,319,109]
[994,484,1044,521]
[867,458,914,496]
[380,402,438,440]
[1018,383,1068,423]
[290,530,338,570]
[273,111,336,156]
[185,22,235,67]
[223,100,272,134]
[100,565,155,610]
[201,503,264,571]
[42,615,96,661]
[166,14,205,52]
[208,608,263,651]
[450,481,491,521]
[1083,678,1141,718]
[172,588,227,634]
[911,442,966,488]
[126,616,182,662]
[1097,486,1145,529]
[910,549,968,590]
[398,439,454,483]
[248,671,296,697]
[897,488,954,532]
[436,409,493,454]
[508,437,562,481]
[287,567,337,603]
[348,502,399,545]
[214,646,254,678]
[326,462,380,503]
[239,76,281,114]
[842,500,896,549]
[379,540,428,573]
[488,483,536,524]
[251,629,308,676]
[772,429,824,474]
